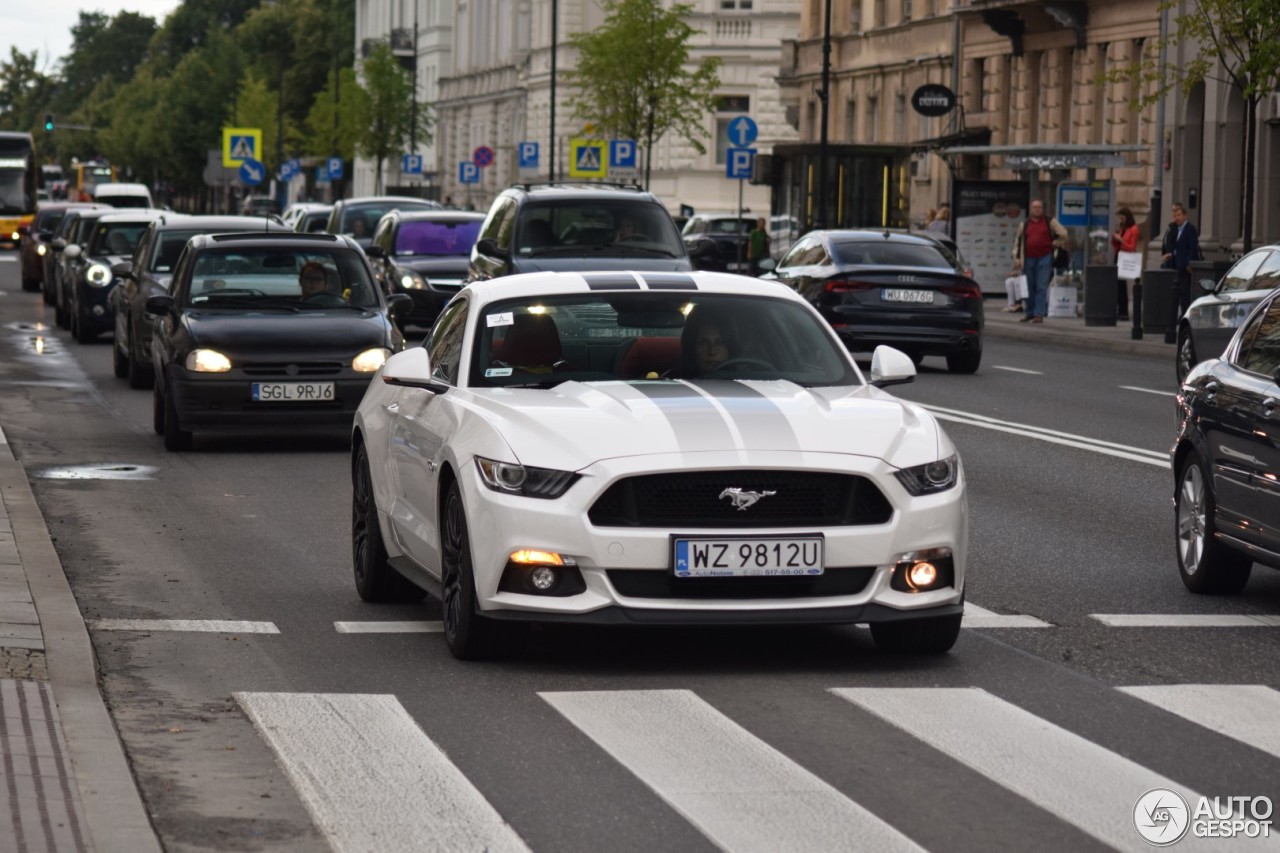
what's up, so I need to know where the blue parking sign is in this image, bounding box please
[726,147,755,180]
[609,139,637,170]
[327,157,344,180]
[402,153,423,175]
[518,141,539,170]
[459,162,480,184]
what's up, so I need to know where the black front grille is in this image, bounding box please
[607,567,875,599]
[241,361,345,377]
[588,471,893,528]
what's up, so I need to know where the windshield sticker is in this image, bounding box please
[487,312,514,327]
[485,367,513,377]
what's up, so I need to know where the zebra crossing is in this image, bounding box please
[230,683,1280,853]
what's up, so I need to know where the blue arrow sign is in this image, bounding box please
[726,147,755,180]
[518,141,539,169]
[402,153,423,175]
[610,139,638,169]
[727,116,758,147]
[239,158,265,186]
[459,162,480,184]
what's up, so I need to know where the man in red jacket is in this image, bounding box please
[1011,199,1069,324]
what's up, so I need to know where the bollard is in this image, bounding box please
[1084,266,1118,326]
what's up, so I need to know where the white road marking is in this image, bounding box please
[1091,614,1280,628]
[334,620,443,633]
[541,689,923,853]
[991,365,1043,375]
[0,256,15,262]
[1120,685,1280,760]
[963,602,1052,628]
[832,687,1215,853]
[235,693,529,853]
[1120,385,1178,397]
[90,619,279,633]
[920,403,1168,468]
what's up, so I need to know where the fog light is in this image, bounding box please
[92,304,105,316]
[905,561,938,591]
[529,566,557,591]
[890,547,955,593]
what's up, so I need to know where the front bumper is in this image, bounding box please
[830,322,982,356]
[76,282,116,333]
[166,366,374,430]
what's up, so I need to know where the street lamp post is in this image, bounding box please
[550,0,559,183]
[816,0,832,230]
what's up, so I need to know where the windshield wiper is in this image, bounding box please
[500,380,566,389]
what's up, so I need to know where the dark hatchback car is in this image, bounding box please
[367,210,484,328]
[324,196,440,248]
[468,183,693,281]
[680,212,756,272]
[52,207,117,328]
[1174,289,1280,593]
[765,230,984,373]
[65,210,164,343]
[110,214,292,388]
[20,203,99,292]
[146,232,410,450]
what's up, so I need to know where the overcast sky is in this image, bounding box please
[1,1,180,74]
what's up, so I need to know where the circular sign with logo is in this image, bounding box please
[911,84,957,118]
[473,145,495,168]
[1133,788,1191,847]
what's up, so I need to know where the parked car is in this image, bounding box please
[366,210,485,329]
[241,195,280,217]
[283,202,333,233]
[1175,245,1280,383]
[325,196,441,248]
[64,210,165,343]
[468,183,695,281]
[110,214,292,388]
[19,202,97,292]
[1173,288,1280,593]
[350,270,967,659]
[680,212,757,272]
[764,229,984,373]
[52,207,115,329]
[90,182,154,209]
[146,232,411,450]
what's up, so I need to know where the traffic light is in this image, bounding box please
[43,114,54,132]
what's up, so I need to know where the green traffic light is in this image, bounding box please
[43,114,54,132]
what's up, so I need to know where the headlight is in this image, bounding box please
[352,347,390,373]
[475,457,579,499]
[37,244,47,256]
[399,272,426,290]
[85,263,112,287]
[894,454,959,495]
[185,349,232,373]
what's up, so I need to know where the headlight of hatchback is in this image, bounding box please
[894,455,959,495]
[475,457,579,499]
[85,263,112,287]
[352,347,390,373]
[37,244,47,256]
[185,349,232,373]
[399,272,426,290]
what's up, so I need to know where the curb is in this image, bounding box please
[0,426,162,853]
[983,320,1171,361]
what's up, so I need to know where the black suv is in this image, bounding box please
[467,183,695,281]
[325,196,441,248]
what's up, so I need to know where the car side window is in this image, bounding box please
[170,247,194,297]
[1236,298,1280,377]
[1248,249,1280,291]
[426,297,468,385]
[480,197,515,244]
[779,238,813,269]
[1219,249,1270,294]
[372,217,393,253]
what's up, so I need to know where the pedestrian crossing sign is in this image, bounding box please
[222,127,262,168]
[568,138,607,179]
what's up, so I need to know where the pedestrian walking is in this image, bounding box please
[1161,202,1201,344]
[926,205,951,236]
[1111,207,1141,321]
[1011,199,1069,324]
[747,217,770,276]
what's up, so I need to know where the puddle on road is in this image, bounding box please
[33,463,158,481]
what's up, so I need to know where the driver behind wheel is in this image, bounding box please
[298,261,330,298]
[681,309,738,376]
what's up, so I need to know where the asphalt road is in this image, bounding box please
[1,254,1278,853]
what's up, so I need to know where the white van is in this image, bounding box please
[91,182,154,209]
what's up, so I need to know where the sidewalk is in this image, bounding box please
[981,297,1173,361]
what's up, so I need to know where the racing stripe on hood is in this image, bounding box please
[583,273,641,290]
[684,380,802,451]
[628,382,738,451]
[641,273,698,290]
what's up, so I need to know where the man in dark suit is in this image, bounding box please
[1161,202,1201,343]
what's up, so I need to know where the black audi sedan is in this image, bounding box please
[145,232,410,450]
[110,214,291,388]
[764,230,985,373]
[366,209,484,329]
[1173,289,1280,594]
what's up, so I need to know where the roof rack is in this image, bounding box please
[209,231,340,242]
[509,180,644,192]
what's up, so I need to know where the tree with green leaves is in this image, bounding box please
[1111,0,1280,251]
[302,67,366,163]
[356,42,432,193]
[565,0,721,188]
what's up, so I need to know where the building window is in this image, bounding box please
[902,0,912,22]
[715,95,752,164]
[874,0,886,28]
[846,98,858,142]
[850,3,862,33]
[895,91,907,141]
[868,95,880,140]
[720,0,753,8]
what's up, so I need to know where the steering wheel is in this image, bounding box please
[708,357,776,373]
[300,292,347,306]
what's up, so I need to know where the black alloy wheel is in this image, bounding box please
[351,444,423,603]
[440,481,494,660]
[1175,450,1252,594]
[1176,328,1196,384]
[870,612,962,654]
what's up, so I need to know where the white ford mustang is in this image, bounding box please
[352,271,967,658]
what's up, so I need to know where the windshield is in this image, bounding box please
[395,219,482,257]
[515,202,684,259]
[149,230,204,273]
[35,209,66,232]
[98,195,150,209]
[340,202,436,237]
[182,248,379,310]
[831,240,954,269]
[472,292,856,388]
[0,172,30,215]
[89,222,149,256]
[301,211,330,233]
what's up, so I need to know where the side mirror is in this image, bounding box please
[756,257,777,274]
[51,237,66,251]
[869,345,917,388]
[1199,278,1217,293]
[63,244,82,259]
[386,293,412,320]
[111,261,134,279]
[145,294,176,316]
[475,237,509,260]
[380,346,448,393]
[364,245,386,259]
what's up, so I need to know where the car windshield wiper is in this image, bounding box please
[189,296,299,312]
[295,302,370,311]
[524,245,617,257]
[609,245,681,258]
[499,380,566,389]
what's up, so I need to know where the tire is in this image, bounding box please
[870,612,962,654]
[1175,450,1252,594]
[112,335,129,378]
[21,277,39,293]
[1176,328,1196,384]
[42,280,54,305]
[126,324,153,389]
[161,383,192,451]
[151,384,165,435]
[73,303,95,344]
[351,444,424,603]
[54,298,68,329]
[946,348,982,374]
[441,481,495,660]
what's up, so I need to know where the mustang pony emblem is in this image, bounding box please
[719,488,777,511]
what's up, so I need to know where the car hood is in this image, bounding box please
[183,310,390,353]
[397,257,471,276]
[511,256,692,274]
[463,379,938,471]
